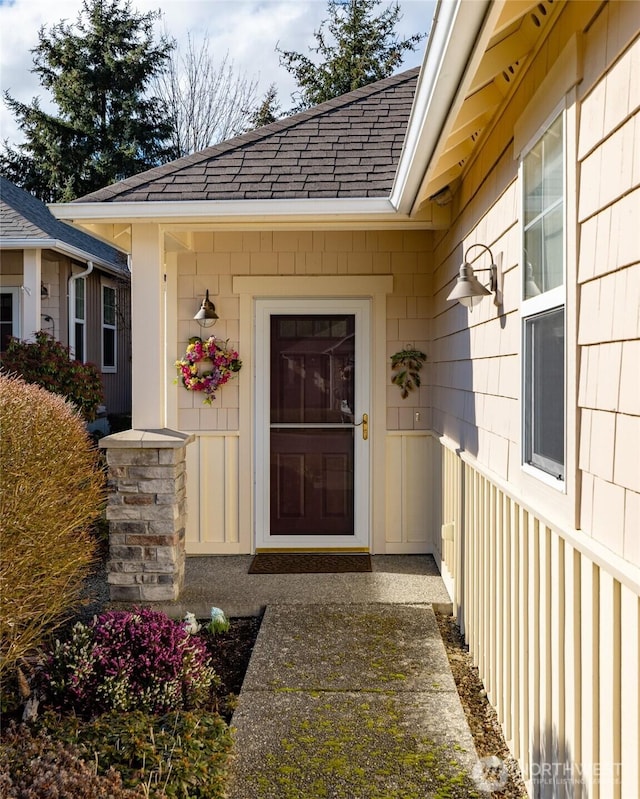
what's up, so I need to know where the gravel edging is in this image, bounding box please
[436,612,528,798]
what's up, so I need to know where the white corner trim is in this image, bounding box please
[391,0,492,215]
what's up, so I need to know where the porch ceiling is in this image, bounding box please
[415,0,562,209]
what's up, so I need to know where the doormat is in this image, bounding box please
[248,553,372,574]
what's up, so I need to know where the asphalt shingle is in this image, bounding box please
[0,177,127,271]
[75,68,420,204]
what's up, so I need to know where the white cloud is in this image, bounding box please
[0,0,433,147]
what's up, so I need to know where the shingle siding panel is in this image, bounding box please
[75,67,419,204]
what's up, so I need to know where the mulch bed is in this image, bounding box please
[435,612,528,797]
[204,615,262,722]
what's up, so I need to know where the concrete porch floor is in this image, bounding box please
[150,554,453,618]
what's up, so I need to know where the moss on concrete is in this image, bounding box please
[242,693,479,799]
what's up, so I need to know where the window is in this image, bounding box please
[522,114,565,482]
[0,289,19,353]
[102,284,117,371]
[74,277,86,362]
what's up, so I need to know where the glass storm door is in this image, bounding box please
[255,300,370,550]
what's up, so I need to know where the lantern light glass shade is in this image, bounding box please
[194,289,219,327]
[446,263,491,307]
[446,244,498,308]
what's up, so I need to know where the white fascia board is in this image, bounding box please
[0,237,127,276]
[391,0,492,215]
[49,197,406,226]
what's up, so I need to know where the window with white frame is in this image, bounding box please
[102,283,117,371]
[0,288,20,353]
[74,277,86,362]
[522,113,565,482]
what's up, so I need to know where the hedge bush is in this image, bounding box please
[0,331,104,421]
[0,374,104,684]
[0,723,144,798]
[38,710,232,799]
[42,608,217,716]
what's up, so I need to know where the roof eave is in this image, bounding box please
[391,0,493,215]
[0,237,128,276]
[49,197,425,228]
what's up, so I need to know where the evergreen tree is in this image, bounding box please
[278,0,424,113]
[248,84,281,129]
[0,0,175,201]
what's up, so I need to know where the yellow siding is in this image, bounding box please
[175,228,432,433]
[436,438,639,799]
[384,432,432,552]
[428,3,639,796]
[576,5,640,565]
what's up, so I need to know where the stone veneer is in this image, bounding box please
[99,429,194,601]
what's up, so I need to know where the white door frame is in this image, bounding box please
[254,297,371,550]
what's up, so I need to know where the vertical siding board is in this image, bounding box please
[185,436,201,546]
[500,495,514,741]
[598,572,622,799]
[225,436,239,544]
[454,454,463,617]
[185,434,241,551]
[385,436,403,543]
[564,545,582,793]
[581,558,600,799]
[443,443,636,797]
[472,470,481,663]
[620,587,639,799]
[535,525,553,797]
[508,497,519,752]
[495,488,504,723]
[202,438,225,544]
[484,477,492,688]
[529,517,541,785]
[598,571,619,799]
[519,507,530,778]
[486,483,496,700]
[406,437,430,544]
[550,532,566,788]
[463,462,474,641]
[480,475,489,678]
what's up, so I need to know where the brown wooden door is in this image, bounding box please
[270,314,356,536]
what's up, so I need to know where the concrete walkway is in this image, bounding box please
[155,554,453,618]
[153,556,482,797]
[226,602,479,798]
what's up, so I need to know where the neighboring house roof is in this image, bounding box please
[75,68,420,204]
[0,177,128,273]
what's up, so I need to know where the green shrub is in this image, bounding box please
[42,608,217,716]
[39,709,233,799]
[0,374,104,684]
[0,723,143,798]
[0,331,104,421]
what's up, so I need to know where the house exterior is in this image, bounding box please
[0,177,131,416]
[52,1,639,795]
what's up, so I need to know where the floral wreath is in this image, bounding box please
[175,336,242,406]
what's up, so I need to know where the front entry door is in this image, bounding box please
[255,299,370,550]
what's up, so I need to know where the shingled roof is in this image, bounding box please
[76,68,420,204]
[0,177,127,272]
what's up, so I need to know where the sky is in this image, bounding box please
[0,0,435,148]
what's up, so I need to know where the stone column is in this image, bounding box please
[99,429,194,602]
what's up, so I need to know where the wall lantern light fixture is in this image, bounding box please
[446,243,499,308]
[194,289,219,327]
